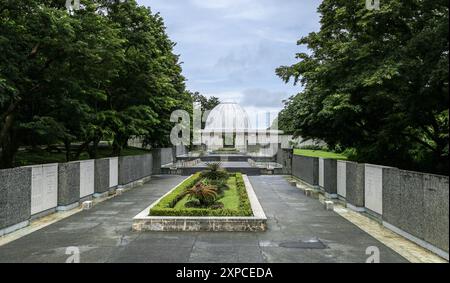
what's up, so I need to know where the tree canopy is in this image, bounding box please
[277,0,449,175]
[0,0,192,168]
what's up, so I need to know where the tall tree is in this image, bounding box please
[277,0,448,174]
[102,0,190,153]
[191,91,220,128]
[0,0,190,167]
[0,0,84,167]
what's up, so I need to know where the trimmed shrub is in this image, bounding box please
[149,173,253,217]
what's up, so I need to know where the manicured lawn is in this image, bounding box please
[14,146,151,167]
[294,149,348,160]
[150,173,253,217]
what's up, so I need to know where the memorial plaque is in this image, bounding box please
[31,164,58,215]
[319,158,324,188]
[109,157,119,188]
[337,161,347,198]
[364,164,383,215]
[80,160,95,198]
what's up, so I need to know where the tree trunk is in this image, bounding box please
[64,139,72,162]
[0,111,18,169]
[73,140,91,160]
[88,136,101,159]
[0,130,19,169]
[112,134,129,156]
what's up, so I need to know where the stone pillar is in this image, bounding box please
[345,162,365,211]
[94,158,110,196]
[0,167,32,233]
[172,146,177,161]
[276,145,293,175]
[58,162,80,209]
[292,155,319,187]
[323,159,337,198]
[152,148,162,175]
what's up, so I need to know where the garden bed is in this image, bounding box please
[132,170,267,232]
[149,173,252,217]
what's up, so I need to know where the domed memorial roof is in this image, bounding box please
[204,102,251,133]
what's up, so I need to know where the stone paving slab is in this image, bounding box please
[0,175,407,263]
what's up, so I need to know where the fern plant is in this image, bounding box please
[201,162,228,180]
[182,182,218,206]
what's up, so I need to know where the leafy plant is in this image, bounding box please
[149,173,253,217]
[203,178,228,194]
[201,162,228,180]
[277,0,449,175]
[182,182,218,207]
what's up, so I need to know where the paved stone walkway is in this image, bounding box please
[0,175,407,263]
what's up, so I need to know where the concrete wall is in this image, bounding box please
[345,162,365,208]
[323,159,337,196]
[152,148,172,175]
[276,148,293,175]
[175,145,188,157]
[423,174,449,255]
[0,153,154,236]
[383,168,449,255]
[0,167,32,231]
[94,158,110,194]
[119,154,153,185]
[151,148,162,175]
[58,162,80,207]
[161,148,173,166]
[292,154,449,258]
[292,155,319,186]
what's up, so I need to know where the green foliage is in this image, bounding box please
[13,146,150,167]
[298,145,326,151]
[200,162,229,180]
[191,92,220,113]
[294,149,348,160]
[162,173,204,208]
[277,0,449,175]
[213,148,239,153]
[0,0,191,168]
[149,173,253,217]
[182,182,218,207]
[191,91,220,129]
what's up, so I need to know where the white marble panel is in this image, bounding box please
[109,157,118,188]
[337,161,347,198]
[364,164,383,215]
[31,164,58,214]
[80,160,95,198]
[319,158,324,188]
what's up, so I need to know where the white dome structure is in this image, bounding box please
[204,102,251,133]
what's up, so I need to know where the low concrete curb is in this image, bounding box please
[132,175,267,232]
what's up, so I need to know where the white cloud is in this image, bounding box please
[190,0,237,9]
[138,0,321,117]
[240,88,290,108]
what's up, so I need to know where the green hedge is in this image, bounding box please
[149,173,253,217]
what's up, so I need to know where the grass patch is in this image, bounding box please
[211,148,239,154]
[149,173,253,217]
[14,146,151,167]
[294,149,348,160]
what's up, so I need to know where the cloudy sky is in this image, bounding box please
[137,0,322,128]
